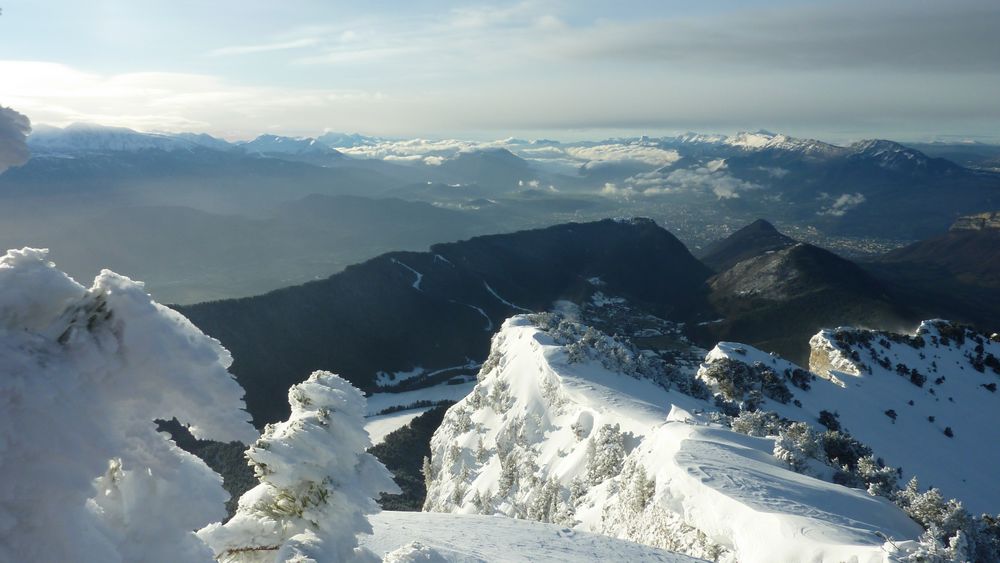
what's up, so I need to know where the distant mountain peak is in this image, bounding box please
[698,218,796,272]
[847,139,947,171]
[743,218,780,232]
[240,134,343,159]
[27,123,193,154]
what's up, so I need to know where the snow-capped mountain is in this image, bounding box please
[663,130,845,158]
[27,123,199,154]
[316,131,383,148]
[239,134,343,156]
[238,134,346,165]
[722,131,845,157]
[422,315,926,562]
[168,131,235,151]
[847,139,956,173]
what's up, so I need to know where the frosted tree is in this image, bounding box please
[856,455,899,498]
[731,409,783,437]
[586,423,627,485]
[773,422,822,473]
[527,478,564,523]
[901,525,970,563]
[198,371,399,563]
[0,248,257,563]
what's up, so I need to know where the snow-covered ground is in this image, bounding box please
[362,511,705,562]
[424,316,922,562]
[366,380,477,416]
[365,408,433,445]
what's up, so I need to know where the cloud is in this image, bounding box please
[610,159,762,199]
[0,106,31,173]
[565,144,680,168]
[340,139,682,174]
[818,193,867,216]
[0,61,382,136]
[340,139,487,160]
[757,166,789,178]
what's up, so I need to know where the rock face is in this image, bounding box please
[950,211,1000,231]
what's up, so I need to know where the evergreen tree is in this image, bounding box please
[199,371,398,563]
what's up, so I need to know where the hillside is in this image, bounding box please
[179,219,715,425]
[876,212,1000,288]
[863,212,1000,333]
[699,319,1000,515]
[697,219,795,272]
[702,242,914,364]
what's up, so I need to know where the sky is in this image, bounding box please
[1,0,998,142]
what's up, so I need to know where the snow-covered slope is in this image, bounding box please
[698,321,1000,515]
[423,316,921,562]
[366,408,434,445]
[362,511,705,562]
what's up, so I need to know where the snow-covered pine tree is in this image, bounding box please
[586,423,626,485]
[0,248,258,563]
[773,422,822,473]
[198,371,399,563]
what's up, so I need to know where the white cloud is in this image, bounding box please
[566,144,681,168]
[757,166,790,178]
[0,61,380,136]
[818,192,867,216]
[614,161,761,200]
